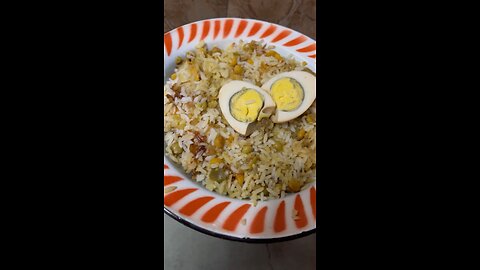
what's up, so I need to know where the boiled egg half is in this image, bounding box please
[219,81,276,136]
[262,71,316,123]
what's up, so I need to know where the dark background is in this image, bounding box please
[5,0,463,267]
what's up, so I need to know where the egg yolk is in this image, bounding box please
[229,89,264,123]
[270,78,304,111]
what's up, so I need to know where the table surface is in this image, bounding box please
[164,0,316,40]
[165,214,316,270]
[164,1,316,269]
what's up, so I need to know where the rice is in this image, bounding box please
[164,40,316,204]
[164,186,177,194]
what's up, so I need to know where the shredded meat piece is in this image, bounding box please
[172,84,182,98]
[193,132,207,143]
[189,132,207,158]
[189,144,206,158]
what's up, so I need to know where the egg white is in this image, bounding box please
[219,81,276,136]
[261,71,316,123]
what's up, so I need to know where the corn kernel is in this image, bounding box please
[306,114,316,124]
[214,135,225,148]
[234,65,244,75]
[230,56,238,67]
[296,129,306,140]
[266,50,283,61]
[287,179,301,192]
[236,173,244,185]
[210,157,223,165]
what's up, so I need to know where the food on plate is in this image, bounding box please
[262,71,316,123]
[164,40,316,204]
[218,80,276,136]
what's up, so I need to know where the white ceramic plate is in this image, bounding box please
[164,18,316,242]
